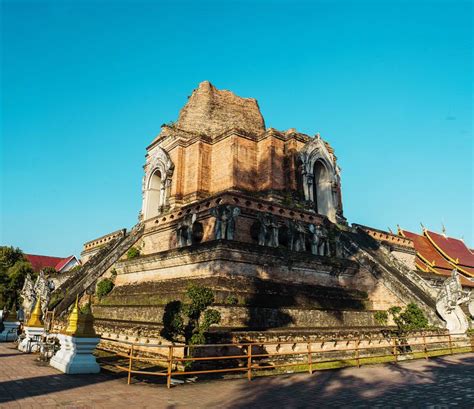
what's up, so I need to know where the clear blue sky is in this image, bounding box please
[1,0,472,257]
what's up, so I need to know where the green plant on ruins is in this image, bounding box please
[161,283,221,346]
[374,310,388,326]
[388,303,429,332]
[96,278,115,299]
[126,247,140,260]
[224,295,238,305]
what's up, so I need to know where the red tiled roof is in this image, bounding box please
[25,254,77,272]
[401,230,452,269]
[414,256,474,287]
[424,230,474,268]
[54,255,76,271]
[459,265,474,276]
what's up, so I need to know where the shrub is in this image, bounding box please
[96,278,114,299]
[68,265,82,274]
[42,266,57,276]
[374,310,388,326]
[161,283,221,345]
[225,295,238,305]
[126,247,140,259]
[388,303,428,332]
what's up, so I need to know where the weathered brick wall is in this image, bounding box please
[175,81,266,138]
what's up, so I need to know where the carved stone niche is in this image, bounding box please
[141,146,174,221]
[210,205,241,240]
[249,213,280,248]
[176,213,204,247]
[297,136,343,223]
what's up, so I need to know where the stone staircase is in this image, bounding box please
[51,223,145,317]
[340,226,442,325]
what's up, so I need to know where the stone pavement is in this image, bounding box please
[0,343,473,409]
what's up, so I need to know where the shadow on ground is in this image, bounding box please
[223,354,474,408]
[0,349,128,404]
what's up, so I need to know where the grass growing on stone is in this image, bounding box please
[252,346,473,377]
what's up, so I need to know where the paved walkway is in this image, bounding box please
[0,343,473,408]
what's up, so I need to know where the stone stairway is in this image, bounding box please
[51,223,145,317]
[340,226,442,325]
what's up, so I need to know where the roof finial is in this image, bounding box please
[441,223,447,237]
[388,227,393,234]
[315,132,321,139]
[420,222,426,233]
[397,224,403,236]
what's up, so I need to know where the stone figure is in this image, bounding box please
[20,274,36,315]
[211,205,241,240]
[469,290,474,320]
[333,229,345,258]
[21,271,55,318]
[176,213,197,247]
[308,224,329,256]
[287,220,306,252]
[33,271,55,316]
[257,213,279,247]
[436,269,472,334]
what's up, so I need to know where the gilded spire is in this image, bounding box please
[27,299,43,327]
[64,296,80,335]
[64,296,97,338]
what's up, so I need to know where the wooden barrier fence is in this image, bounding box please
[99,332,474,388]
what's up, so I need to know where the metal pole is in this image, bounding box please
[307,341,313,374]
[392,338,398,362]
[167,345,173,389]
[127,345,134,385]
[247,344,252,381]
[356,337,360,368]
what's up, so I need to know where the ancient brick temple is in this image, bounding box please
[55,81,465,342]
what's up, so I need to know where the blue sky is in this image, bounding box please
[1,0,472,256]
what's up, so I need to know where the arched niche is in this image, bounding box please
[313,160,332,217]
[298,136,342,222]
[144,169,162,219]
[141,146,174,220]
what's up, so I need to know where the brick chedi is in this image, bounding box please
[172,80,266,138]
[139,81,344,224]
[74,81,450,344]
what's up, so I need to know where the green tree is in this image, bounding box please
[161,283,221,346]
[0,246,25,273]
[388,303,428,332]
[0,247,35,310]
